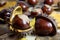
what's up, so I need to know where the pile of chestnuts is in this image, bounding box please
[0,0,57,36]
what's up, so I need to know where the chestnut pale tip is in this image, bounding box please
[28,7,43,16]
[45,4,52,9]
[18,14,30,24]
[34,8,43,14]
[28,7,34,12]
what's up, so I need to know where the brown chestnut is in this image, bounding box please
[35,18,53,35]
[18,1,29,12]
[42,5,53,15]
[12,15,30,30]
[35,15,56,36]
[44,0,53,5]
[27,0,38,6]
[29,8,43,17]
[0,9,11,23]
[0,1,6,7]
[31,11,38,17]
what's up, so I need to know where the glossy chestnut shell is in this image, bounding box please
[27,0,38,6]
[0,9,11,22]
[42,5,53,15]
[12,15,30,30]
[35,15,56,36]
[30,8,43,17]
[44,0,53,5]
[18,1,29,12]
[31,11,38,17]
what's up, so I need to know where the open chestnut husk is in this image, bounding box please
[0,1,6,7]
[12,14,30,30]
[18,1,29,12]
[27,0,38,6]
[42,5,53,15]
[35,15,57,36]
[44,0,53,5]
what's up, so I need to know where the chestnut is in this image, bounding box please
[35,15,56,36]
[44,0,53,5]
[0,9,11,22]
[30,8,43,17]
[42,5,53,15]
[31,11,38,17]
[0,1,6,7]
[12,14,30,30]
[27,0,38,6]
[18,1,29,12]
